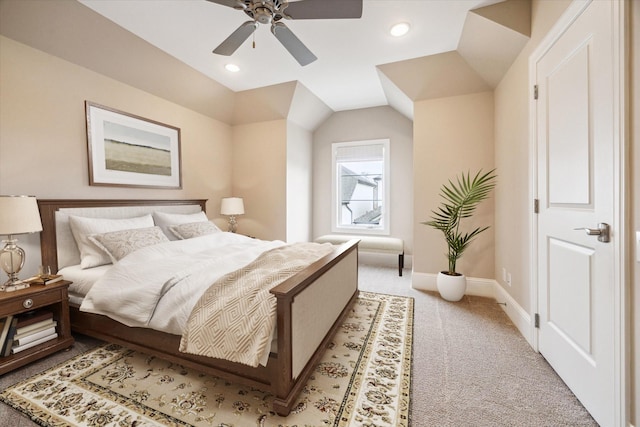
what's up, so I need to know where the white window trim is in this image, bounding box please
[331,139,390,235]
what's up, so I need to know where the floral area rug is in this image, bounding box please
[0,292,413,426]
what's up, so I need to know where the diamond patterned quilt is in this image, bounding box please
[179,242,333,367]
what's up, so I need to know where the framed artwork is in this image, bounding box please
[85,101,182,189]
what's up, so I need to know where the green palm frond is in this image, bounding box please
[421,169,497,274]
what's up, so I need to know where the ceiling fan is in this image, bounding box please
[206,0,363,66]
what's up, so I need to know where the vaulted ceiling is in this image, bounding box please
[0,0,530,126]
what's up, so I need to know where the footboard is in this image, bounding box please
[270,239,359,414]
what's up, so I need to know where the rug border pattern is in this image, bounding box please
[0,291,413,426]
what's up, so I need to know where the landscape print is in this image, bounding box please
[103,120,171,176]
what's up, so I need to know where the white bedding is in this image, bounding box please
[58,264,112,303]
[79,232,284,336]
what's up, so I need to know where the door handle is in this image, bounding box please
[574,223,610,243]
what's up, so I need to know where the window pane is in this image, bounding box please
[333,140,389,234]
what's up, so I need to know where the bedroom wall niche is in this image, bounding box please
[312,105,414,260]
[0,35,234,276]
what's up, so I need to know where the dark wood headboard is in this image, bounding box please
[37,199,207,272]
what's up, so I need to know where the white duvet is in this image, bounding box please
[80,232,284,336]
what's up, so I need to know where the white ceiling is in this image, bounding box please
[78,0,502,112]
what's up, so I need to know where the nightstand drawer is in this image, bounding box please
[0,288,63,317]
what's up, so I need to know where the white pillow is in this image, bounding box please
[169,221,221,240]
[68,214,154,269]
[89,226,169,264]
[153,210,209,240]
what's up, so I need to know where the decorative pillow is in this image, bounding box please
[169,221,221,240]
[89,226,169,264]
[68,214,154,269]
[153,211,208,240]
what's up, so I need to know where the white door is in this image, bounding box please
[534,1,622,426]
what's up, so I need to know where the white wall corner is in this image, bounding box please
[412,272,534,348]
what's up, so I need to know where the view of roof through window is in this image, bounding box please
[333,139,389,234]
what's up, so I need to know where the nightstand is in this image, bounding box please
[0,280,74,375]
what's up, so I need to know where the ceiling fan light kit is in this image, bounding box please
[207,0,363,66]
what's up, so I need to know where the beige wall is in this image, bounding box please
[231,120,314,244]
[0,36,233,276]
[231,120,287,241]
[413,91,495,278]
[0,0,235,124]
[286,123,313,243]
[494,0,572,318]
[312,106,414,254]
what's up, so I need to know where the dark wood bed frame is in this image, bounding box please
[37,199,359,416]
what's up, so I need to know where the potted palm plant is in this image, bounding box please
[423,169,497,301]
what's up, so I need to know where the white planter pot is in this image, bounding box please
[436,271,467,301]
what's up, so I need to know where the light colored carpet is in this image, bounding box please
[0,263,596,426]
[357,262,597,426]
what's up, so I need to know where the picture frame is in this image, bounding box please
[85,101,182,189]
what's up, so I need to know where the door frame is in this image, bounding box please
[528,0,629,424]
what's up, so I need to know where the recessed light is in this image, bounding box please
[225,63,240,72]
[390,22,410,37]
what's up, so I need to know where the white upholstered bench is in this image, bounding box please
[315,234,405,276]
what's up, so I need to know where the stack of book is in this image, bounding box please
[0,311,58,356]
[2,274,64,293]
[24,274,64,286]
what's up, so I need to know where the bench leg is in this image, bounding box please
[399,253,404,276]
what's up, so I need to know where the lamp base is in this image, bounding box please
[227,215,238,233]
[0,237,26,291]
[2,281,30,292]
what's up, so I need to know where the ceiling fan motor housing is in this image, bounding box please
[243,0,287,25]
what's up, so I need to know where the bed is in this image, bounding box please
[37,199,359,416]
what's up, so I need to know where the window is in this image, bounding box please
[332,139,390,234]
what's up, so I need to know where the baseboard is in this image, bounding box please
[411,272,494,297]
[493,283,534,348]
[412,272,534,348]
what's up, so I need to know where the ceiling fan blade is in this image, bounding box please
[213,20,258,56]
[205,0,246,10]
[283,0,363,20]
[271,22,317,66]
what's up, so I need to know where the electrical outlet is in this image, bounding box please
[507,272,512,286]
[502,267,507,282]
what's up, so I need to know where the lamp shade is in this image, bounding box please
[220,197,245,216]
[0,195,43,235]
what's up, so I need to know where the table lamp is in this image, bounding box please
[0,195,43,289]
[220,197,244,233]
